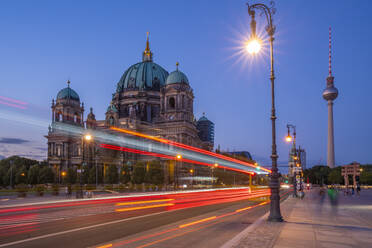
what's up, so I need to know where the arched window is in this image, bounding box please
[169,97,175,109]
[109,116,114,125]
[74,114,78,123]
[56,112,63,121]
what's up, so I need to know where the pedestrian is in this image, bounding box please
[357,184,361,196]
[351,187,355,195]
[327,187,339,215]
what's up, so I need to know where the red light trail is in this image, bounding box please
[110,126,271,173]
[100,144,256,175]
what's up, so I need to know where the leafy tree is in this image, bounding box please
[132,161,145,184]
[119,164,131,184]
[66,167,77,184]
[105,165,119,184]
[82,166,89,184]
[15,166,27,185]
[144,161,164,185]
[328,167,343,184]
[39,167,55,184]
[28,164,40,185]
[88,166,103,185]
[0,166,6,186]
[360,171,372,185]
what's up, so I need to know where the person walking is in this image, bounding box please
[357,183,361,196]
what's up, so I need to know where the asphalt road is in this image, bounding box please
[0,188,287,248]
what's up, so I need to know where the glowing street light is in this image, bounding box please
[61,171,66,177]
[176,154,182,160]
[285,135,292,142]
[246,38,261,54]
[84,134,92,141]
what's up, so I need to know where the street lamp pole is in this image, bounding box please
[286,124,297,197]
[247,1,282,222]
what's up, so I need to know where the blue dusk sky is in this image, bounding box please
[0,0,371,170]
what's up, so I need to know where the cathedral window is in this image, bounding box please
[74,114,78,123]
[109,116,114,125]
[169,97,175,109]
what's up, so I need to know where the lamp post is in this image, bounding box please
[286,124,298,197]
[175,154,182,190]
[211,163,218,187]
[246,1,282,222]
[78,133,92,198]
[190,168,194,189]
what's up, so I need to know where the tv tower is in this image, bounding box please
[322,27,338,168]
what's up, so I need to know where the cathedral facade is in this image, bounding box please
[45,35,214,185]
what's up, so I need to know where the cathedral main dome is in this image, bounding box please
[116,33,169,92]
[116,61,169,92]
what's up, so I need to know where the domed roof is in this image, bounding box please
[198,113,210,122]
[116,61,169,92]
[57,81,80,101]
[107,102,118,113]
[116,33,169,92]
[166,62,189,85]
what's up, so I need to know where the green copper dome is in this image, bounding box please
[116,61,169,92]
[57,82,80,101]
[107,102,118,113]
[166,70,189,85]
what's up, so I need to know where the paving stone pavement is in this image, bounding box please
[224,189,372,248]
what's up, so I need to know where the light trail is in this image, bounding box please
[101,144,255,175]
[110,126,271,173]
[46,122,267,175]
[0,96,28,110]
[179,216,217,228]
[115,199,174,206]
[115,203,175,212]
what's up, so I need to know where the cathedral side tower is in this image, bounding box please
[160,62,194,123]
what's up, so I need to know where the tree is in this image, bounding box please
[132,161,145,184]
[144,161,164,185]
[360,171,372,185]
[328,168,343,184]
[88,166,96,184]
[0,166,6,186]
[39,167,55,184]
[15,166,27,185]
[28,164,40,185]
[105,165,119,184]
[119,164,131,184]
[66,167,77,184]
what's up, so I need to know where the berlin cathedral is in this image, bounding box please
[45,35,215,184]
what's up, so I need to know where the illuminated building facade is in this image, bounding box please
[45,35,214,185]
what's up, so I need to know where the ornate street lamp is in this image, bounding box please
[246,1,283,222]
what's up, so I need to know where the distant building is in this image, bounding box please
[196,114,214,151]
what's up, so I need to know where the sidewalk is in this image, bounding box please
[223,189,372,248]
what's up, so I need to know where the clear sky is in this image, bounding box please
[0,0,371,169]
